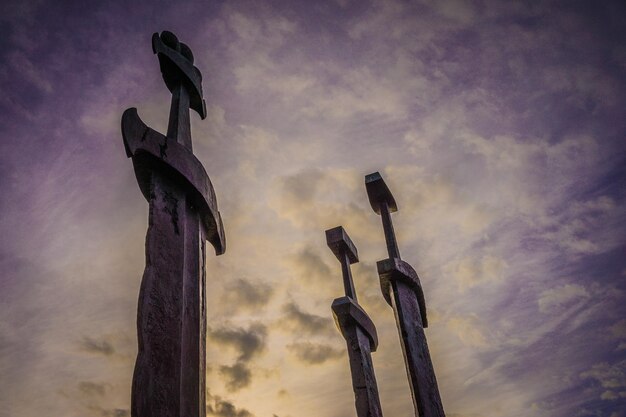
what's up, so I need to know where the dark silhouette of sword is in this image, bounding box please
[366,172,445,417]
[326,226,383,417]
[121,31,225,417]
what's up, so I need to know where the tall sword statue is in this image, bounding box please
[326,226,383,417]
[365,172,445,417]
[121,31,225,417]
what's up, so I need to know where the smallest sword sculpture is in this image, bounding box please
[326,226,383,417]
[365,172,445,417]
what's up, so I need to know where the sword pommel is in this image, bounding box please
[326,226,359,300]
[366,172,401,259]
[365,172,397,215]
[325,226,358,264]
[152,31,207,119]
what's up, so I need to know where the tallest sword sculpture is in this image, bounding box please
[366,172,444,417]
[121,31,225,417]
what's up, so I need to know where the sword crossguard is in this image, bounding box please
[365,172,400,259]
[326,226,359,301]
[121,109,225,255]
[331,296,379,352]
[377,258,428,327]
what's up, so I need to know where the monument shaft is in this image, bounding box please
[333,297,384,417]
[132,172,206,417]
[390,279,443,417]
[349,330,380,417]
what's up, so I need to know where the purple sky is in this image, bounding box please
[1,1,625,416]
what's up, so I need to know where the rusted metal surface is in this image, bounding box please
[122,31,224,417]
[366,173,445,417]
[327,226,383,417]
[326,226,359,300]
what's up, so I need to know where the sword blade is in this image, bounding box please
[345,325,384,417]
[131,171,206,417]
[390,280,444,417]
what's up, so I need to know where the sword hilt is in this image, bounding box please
[152,31,207,151]
[325,226,359,301]
[365,172,401,259]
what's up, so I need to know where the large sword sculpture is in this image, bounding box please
[365,172,445,417]
[326,226,383,417]
[121,31,225,417]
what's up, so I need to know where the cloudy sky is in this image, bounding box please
[1,1,625,416]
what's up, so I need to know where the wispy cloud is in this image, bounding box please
[279,302,335,337]
[287,342,344,365]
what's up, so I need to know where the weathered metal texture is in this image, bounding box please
[326,226,383,417]
[122,109,224,254]
[332,297,382,417]
[326,226,359,300]
[332,296,378,352]
[377,260,443,416]
[377,258,427,327]
[366,173,445,417]
[122,31,224,417]
[365,172,400,260]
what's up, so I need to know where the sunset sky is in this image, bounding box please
[1,1,625,416]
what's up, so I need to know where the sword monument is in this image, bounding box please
[121,31,225,417]
[365,172,445,417]
[326,226,383,417]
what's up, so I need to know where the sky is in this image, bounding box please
[0,1,625,417]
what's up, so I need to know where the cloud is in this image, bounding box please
[286,246,332,286]
[101,409,130,417]
[446,314,490,348]
[434,0,476,24]
[280,302,335,337]
[79,336,115,356]
[610,319,626,339]
[600,391,626,401]
[77,381,108,397]
[580,361,626,390]
[269,168,377,240]
[209,324,267,362]
[295,66,411,120]
[537,284,589,313]
[223,278,274,311]
[287,342,344,365]
[219,362,252,392]
[7,51,53,93]
[207,389,255,417]
[67,380,129,417]
[447,255,508,292]
[539,194,618,256]
[224,6,412,121]
[446,414,484,417]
